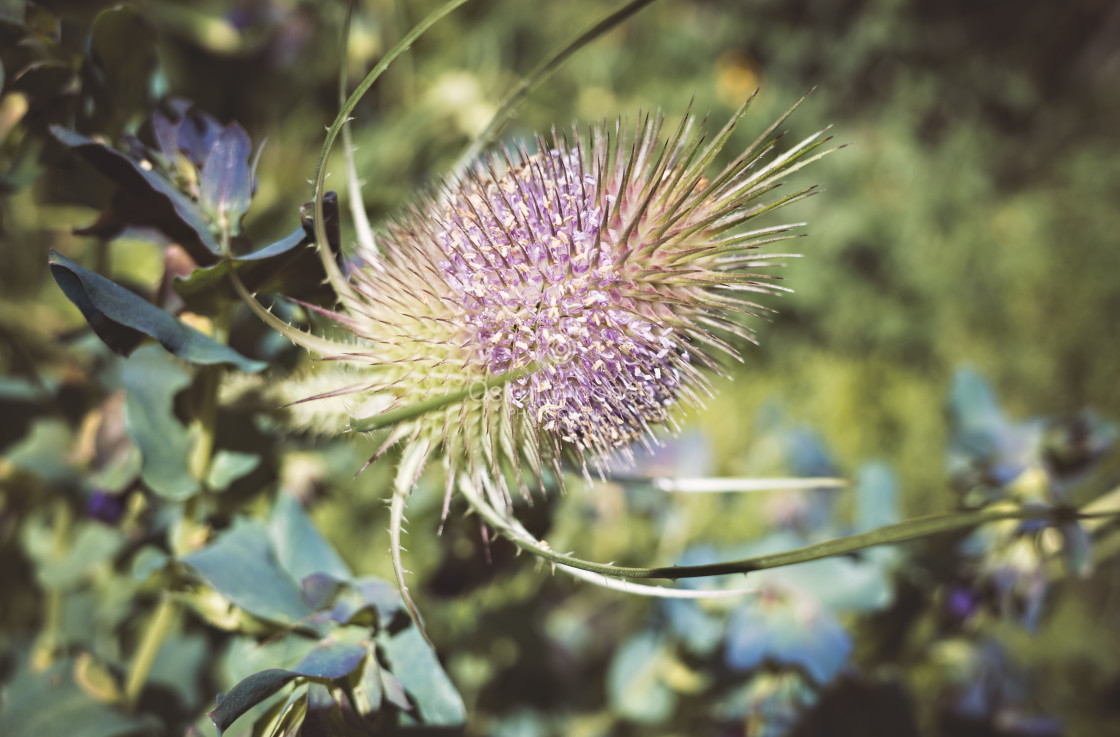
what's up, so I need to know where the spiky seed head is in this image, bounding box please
[297,99,832,501]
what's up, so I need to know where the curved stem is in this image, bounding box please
[460,479,1113,581]
[312,0,472,303]
[453,0,663,177]
[339,2,377,256]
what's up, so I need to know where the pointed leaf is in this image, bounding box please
[270,493,352,583]
[379,625,466,725]
[49,250,265,371]
[208,669,300,735]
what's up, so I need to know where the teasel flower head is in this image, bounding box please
[242,96,835,624]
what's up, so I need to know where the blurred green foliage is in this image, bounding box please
[2,1,1120,736]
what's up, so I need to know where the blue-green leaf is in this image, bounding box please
[270,493,353,583]
[49,250,266,371]
[291,636,368,680]
[379,625,466,725]
[206,450,260,493]
[607,631,677,725]
[181,520,314,625]
[121,345,198,501]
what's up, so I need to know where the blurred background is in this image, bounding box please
[2,1,1120,735]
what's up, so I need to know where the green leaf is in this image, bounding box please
[181,519,314,624]
[35,522,126,589]
[3,418,73,481]
[379,625,466,726]
[49,250,266,371]
[854,462,899,532]
[50,127,220,263]
[208,669,300,736]
[120,345,198,501]
[270,493,352,582]
[0,663,159,737]
[351,650,383,715]
[607,632,677,725]
[206,450,260,493]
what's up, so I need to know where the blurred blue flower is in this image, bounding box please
[668,525,895,686]
[937,638,1061,736]
[947,367,1116,504]
[86,489,125,525]
[738,670,818,737]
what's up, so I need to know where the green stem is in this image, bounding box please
[453,0,663,175]
[124,595,178,710]
[461,478,1113,581]
[349,363,537,433]
[311,0,473,302]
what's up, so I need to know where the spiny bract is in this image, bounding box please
[291,98,833,509]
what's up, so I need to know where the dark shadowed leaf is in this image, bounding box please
[271,492,353,583]
[173,191,342,310]
[198,123,252,235]
[49,250,266,371]
[120,345,198,501]
[182,519,315,624]
[379,625,466,725]
[50,127,220,262]
[208,668,300,735]
[88,6,157,134]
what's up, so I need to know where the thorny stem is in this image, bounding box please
[453,0,663,176]
[349,362,538,433]
[390,484,431,645]
[312,0,472,303]
[459,479,1119,582]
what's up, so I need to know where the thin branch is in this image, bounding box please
[312,0,473,301]
[453,0,664,176]
[460,477,1115,581]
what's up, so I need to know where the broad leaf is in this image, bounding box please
[0,662,159,737]
[379,625,467,726]
[182,519,315,625]
[121,346,198,501]
[49,250,265,371]
[270,492,352,583]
